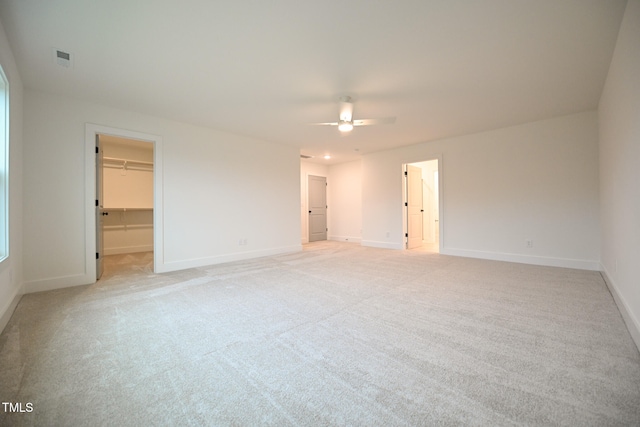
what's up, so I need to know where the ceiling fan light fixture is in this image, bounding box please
[338,120,354,132]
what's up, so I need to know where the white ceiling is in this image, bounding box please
[0,0,627,164]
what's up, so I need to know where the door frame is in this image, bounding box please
[402,155,443,251]
[85,124,164,279]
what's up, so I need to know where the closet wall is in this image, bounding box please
[101,136,154,255]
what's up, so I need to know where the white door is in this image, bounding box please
[406,165,423,249]
[95,135,105,280]
[308,175,327,242]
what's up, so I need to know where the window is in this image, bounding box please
[0,65,8,262]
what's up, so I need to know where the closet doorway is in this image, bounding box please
[96,134,155,279]
[403,158,441,253]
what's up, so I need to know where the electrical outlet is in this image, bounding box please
[525,239,533,248]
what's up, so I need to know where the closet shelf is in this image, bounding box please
[103,207,153,211]
[103,156,153,166]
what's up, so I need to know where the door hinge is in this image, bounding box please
[404,171,407,176]
[404,202,408,207]
[95,199,99,207]
[96,252,99,260]
[405,233,408,238]
[95,147,99,154]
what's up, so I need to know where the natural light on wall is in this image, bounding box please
[0,65,8,262]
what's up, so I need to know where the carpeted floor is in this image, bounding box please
[1,241,639,426]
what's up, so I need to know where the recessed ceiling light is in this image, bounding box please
[324,155,331,160]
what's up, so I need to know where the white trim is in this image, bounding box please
[362,240,405,250]
[157,245,302,273]
[24,273,90,294]
[600,267,640,352]
[0,286,21,334]
[104,245,154,256]
[85,124,163,280]
[0,65,9,262]
[441,247,601,270]
[329,235,362,243]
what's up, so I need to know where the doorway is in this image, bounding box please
[86,123,163,281]
[96,135,154,279]
[403,159,441,253]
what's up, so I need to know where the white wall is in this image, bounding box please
[0,19,23,332]
[23,90,301,292]
[598,0,640,348]
[327,160,362,243]
[363,111,600,269]
[300,161,328,244]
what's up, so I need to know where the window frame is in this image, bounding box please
[0,64,9,263]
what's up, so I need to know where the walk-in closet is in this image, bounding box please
[98,135,154,277]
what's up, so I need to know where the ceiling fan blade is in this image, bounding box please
[310,122,339,126]
[353,117,396,126]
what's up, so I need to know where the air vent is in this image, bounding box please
[53,48,73,68]
[300,154,313,159]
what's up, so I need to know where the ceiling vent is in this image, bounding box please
[300,154,313,159]
[53,48,73,68]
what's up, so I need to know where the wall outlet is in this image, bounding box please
[239,238,248,246]
[525,239,533,248]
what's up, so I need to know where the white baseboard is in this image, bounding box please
[0,287,22,334]
[329,235,362,244]
[24,273,94,294]
[441,247,600,271]
[104,244,154,256]
[361,240,404,250]
[600,267,640,352]
[156,244,303,273]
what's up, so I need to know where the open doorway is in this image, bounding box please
[96,134,155,279]
[86,124,163,281]
[403,158,441,253]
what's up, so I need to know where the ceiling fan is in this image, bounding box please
[312,96,396,132]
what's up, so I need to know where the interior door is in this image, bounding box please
[95,135,104,280]
[406,165,423,249]
[308,175,327,242]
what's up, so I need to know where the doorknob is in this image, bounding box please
[102,212,109,216]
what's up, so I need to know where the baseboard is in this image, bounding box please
[600,267,640,353]
[361,240,404,250]
[24,273,94,294]
[440,247,600,271]
[0,287,22,334]
[156,244,303,273]
[329,235,362,244]
[104,245,154,256]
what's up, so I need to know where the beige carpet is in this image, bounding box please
[1,241,639,426]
